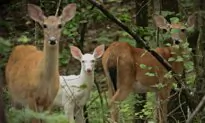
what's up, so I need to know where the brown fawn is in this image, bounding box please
[102,14,195,123]
[5,3,76,123]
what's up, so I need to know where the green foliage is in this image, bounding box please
[17,35,31,43]
[161,11,175,17]
[145,72,156,77]
[59,48,71,67]
[0,37,11,68]
[139,64,152,70]
[7,108,68,123]
[170,17,180,23]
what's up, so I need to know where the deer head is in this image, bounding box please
[27,3,76,46]
[70,45,105,74]
[153,14,196,45]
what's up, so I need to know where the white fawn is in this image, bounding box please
[5,3,76,123]
[102,14,195,123]
[53,44,105,123]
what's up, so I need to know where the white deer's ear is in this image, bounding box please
[70,46,82,60]
[93,44,105,59]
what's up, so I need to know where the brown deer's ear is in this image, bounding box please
[153,14,170,31]
[27,4,46,24]
[60,3,77,24]
[186,13,196,28]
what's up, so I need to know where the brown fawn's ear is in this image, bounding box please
[70,46,82,61]
[153,14,170,31]
[186,13,196,28]
[60,3,77,24]
[93,44,105,59]
[27,4,46,24]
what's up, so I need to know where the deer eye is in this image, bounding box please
[58,24,62,29]
[162,29,167,33]
[181,29,186,32]
[91,60,95,63]
[82,60,85,63]
[43,24,47,28]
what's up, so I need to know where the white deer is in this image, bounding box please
[54,44,105,123]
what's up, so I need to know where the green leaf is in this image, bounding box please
[176,56,184,62]
[170,28,181,34]
[145,72,156,77]
[140,64,147,69]
[17,35,30,43]
[165,43,172,47]
[168,57,176,62]
[164,71,173,79]
[170,17,180,23]
[153,83,165,89]
[80,84,87,89]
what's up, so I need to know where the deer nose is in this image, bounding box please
[49,37,57,45]
[174,40,181,45]
[86,69,92,73]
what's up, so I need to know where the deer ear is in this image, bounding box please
[186,13,196,28]
[153,14,170,30]
[60,3,77,24]
[27,4,45,24]
[93,44,105,59]
[70,46,82,60]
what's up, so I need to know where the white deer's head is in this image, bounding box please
[70,45,105,74]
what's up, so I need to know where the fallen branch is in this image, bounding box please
[186,95,205,123]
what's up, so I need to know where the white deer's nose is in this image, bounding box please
[86,68,92,73]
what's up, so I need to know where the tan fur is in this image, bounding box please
[5,3,76,123]
[102,14,195,123]
[6,45,59,109]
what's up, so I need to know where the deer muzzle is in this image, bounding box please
[49,37,57,45]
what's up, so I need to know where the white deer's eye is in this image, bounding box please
[91,60,95,63]
[43,24,47,28]
[82,60,85,63]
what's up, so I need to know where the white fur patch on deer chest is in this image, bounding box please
[59,75,92,106]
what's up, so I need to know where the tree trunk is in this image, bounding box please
[193,0,205,122]
[134,0,148,123]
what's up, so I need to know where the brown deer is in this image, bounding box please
[5,3,76,122]
[102,14,195,123]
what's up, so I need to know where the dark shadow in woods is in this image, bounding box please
[0,69,7,123]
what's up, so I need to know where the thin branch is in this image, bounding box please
[135,0,151,17]
[94,79,106,123]
[55,0,62,16]
[186,95,205,123]
[79,21,88,50]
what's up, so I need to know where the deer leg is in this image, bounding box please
[64,102,75,123]
[109,86,132,123]
[28,98,41,123]
[108,83,118,123]
[156,85,171,123]
[75,106,85,123]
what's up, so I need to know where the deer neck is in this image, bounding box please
[80,67,94,88]
[169,42,189,74]
[40,40,59,81]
